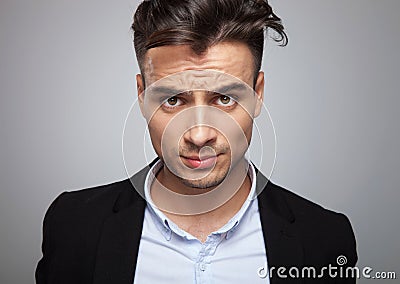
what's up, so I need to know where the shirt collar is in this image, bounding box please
[144,159,257,241]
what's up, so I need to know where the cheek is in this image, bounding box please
[148,113,183,157]
[243,120,254,143]
[233,112,254,144]
[147,117,166,151]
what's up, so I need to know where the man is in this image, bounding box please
[36,0,358,283]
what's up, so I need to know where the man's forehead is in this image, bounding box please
[146,70,252,93]
[142,43,255,86]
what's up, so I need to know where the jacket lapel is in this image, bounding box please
[92,164,152,284]
[256,170,304,284]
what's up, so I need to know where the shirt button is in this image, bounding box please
[200,263,206,271]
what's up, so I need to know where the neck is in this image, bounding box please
[149,159,252,241]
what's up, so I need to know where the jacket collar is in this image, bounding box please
[93,160,303,284]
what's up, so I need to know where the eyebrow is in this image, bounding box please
[215,83,248,94]
[148,83,248,97]
[148,86,186,96]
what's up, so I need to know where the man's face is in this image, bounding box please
[137,42,264,191]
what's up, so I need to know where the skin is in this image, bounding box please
[136,41,264,242]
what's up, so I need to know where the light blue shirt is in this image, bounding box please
[134,160,270,283]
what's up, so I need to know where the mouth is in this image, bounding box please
[180,154,218,169]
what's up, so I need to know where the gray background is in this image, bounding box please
[1,0,399,283]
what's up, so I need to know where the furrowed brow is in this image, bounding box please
[215,83,248,94]
[148,86,185,96]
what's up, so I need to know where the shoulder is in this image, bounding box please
[268,180,353,229]
[44,177,142,232]
[39,177,144,254]
[36,178,143,282]
[52,177,134,210]
[263,180,358,265]
[42,160,154,230]
[52,179,128,209]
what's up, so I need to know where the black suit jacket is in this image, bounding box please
[36,162,358,284]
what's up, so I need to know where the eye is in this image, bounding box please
[216,95,235,107]
[162,96,182,108]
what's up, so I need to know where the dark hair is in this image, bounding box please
[132,0,287,79]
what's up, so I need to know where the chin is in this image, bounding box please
[178,167,229,189]
[180,177,223,189]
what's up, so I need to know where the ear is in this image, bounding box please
[254,71,264,118]
[136,74,146,116]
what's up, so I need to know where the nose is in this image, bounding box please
[183,125,217,148]
[181,99,218,148]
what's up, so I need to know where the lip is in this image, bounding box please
[180,155,218,169]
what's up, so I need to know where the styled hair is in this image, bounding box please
[132,0,287,78]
